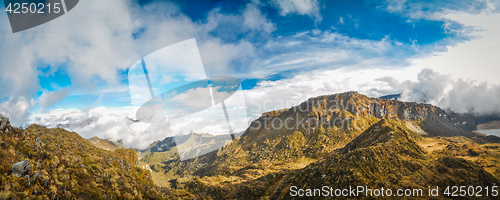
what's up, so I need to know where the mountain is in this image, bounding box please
[0,116,172,199]
[138,132,244,160]
[187,119,500,199]
[379,93,401,100]
[138,91,500,199]
[89,136,121,151]
[56,116,98,129]
[4,91,500,199]
[477,120,500,130]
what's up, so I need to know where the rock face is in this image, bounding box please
[0,116,8,131]
[11,160,30,177]
[254,91,477,137]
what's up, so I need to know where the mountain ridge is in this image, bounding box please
[138,91,499,196]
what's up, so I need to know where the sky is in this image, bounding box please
[0,0,499,149]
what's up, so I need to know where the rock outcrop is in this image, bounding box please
[0,116,9,131]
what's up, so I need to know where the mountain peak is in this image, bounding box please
[341,118,424,155]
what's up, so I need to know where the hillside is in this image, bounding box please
[139,91,500,199]
[0,116,171,199]
[478,120,500,130]
[184,119,500,199]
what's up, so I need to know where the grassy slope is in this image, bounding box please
[0,123,172,199]
[186,119,500,199]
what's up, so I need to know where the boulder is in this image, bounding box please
[11,160,30,177]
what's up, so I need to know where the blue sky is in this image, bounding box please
[0,0,500,147]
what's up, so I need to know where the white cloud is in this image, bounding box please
[244,67,500,116]
[442,79,500,113]
[383,0,495,20]
[249,30,409,78]
[199,39,256,76]
[0,96,35,126]
[393,69,500,114]
[39,88,70,108]
[271,0,322,21]
[170,87,213,109]
[243,4,276,33]
[0,0,264,112]
[399,69,454,105]
[411,13,500,84]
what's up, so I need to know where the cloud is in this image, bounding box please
[246,30,422,78]
[0,0,269,126]
[396,69,500,114]
[442,79,500,113]
[28,103,248,149]
[271,0,322,21]
[243,4,276,33]
[244,67,500,117]
[201,3,276,39]
[367,69,500,114]
[399,69,453,105]
[39,88,70,108]
[170,87,213,109]
[383,0,495,20]
[0,0,266,98]
[0,96,34,126]
[411,12,500,85]
[199,39,256,76]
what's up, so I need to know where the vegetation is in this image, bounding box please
[139,92,500,199]
[3,92,500,199]
[0,121,171,199]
